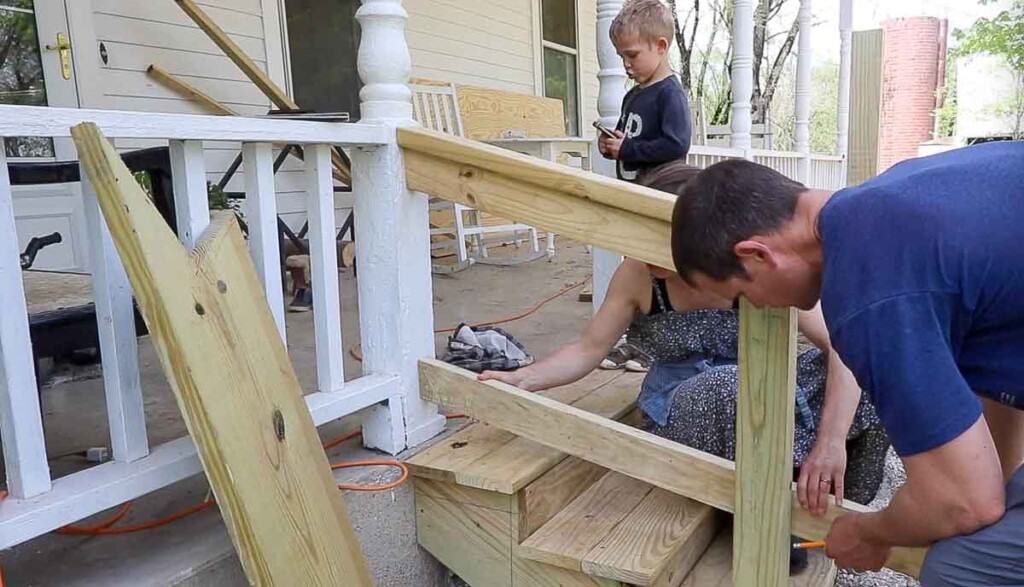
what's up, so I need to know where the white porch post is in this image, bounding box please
[795,0,813,183]
[731,0,755,156]
[353,0,444,453]
[591,0,626,310]
[836,0,853,181]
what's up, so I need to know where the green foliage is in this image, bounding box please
[934,60,958,138]
[954,0,1024,139]
[953,1,1024,72]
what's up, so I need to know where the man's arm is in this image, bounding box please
[826,415,1005,570]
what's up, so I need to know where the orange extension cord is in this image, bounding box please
[0,274,586,582]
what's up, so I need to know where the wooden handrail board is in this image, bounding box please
[398,126,675,222]
[403,148,673,269]
[418,359,926,578]
[71,122,371,585]
[407,370,641,494]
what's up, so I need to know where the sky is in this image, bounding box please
[806,0,1011,62]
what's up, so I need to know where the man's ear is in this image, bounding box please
[733,240,776,269]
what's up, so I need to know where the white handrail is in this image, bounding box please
[0,105,390,145]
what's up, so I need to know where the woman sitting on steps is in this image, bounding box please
[479,161,891,526]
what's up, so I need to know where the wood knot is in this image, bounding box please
[272,409,285,441]
[459,168,475,179]
[217,280,228,293]
[451,441,469,449]
[194,302,205,316]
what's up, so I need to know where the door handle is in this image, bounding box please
[44,32,72,80]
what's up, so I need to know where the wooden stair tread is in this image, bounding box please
[680,529,837,587]
[407,370,643,494]
[518,471,719,586]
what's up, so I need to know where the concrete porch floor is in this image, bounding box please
[2,241,594,586]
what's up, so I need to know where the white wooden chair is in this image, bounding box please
[410,83,539,264]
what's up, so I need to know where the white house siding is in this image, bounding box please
[81,0,335,232]
[578,0,600,139]
[406,0,537,95]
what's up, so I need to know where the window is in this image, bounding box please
[0,0,55,157]
[541,0,579,136]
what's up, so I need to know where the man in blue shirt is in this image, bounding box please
[669,141,1024,585]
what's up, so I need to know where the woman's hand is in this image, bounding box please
[478,369,539,391]
[798,434,847,515]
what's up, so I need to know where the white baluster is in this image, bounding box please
[243,142,286,341]
[82,170,148,462]
[305,143,345,393]
[354,0,444,453]
[168,139,209,249]
[0,140,51,497]
[795,0,813,183]
[592,0,626,310]
[837,0,853,184]
[731,0,755,156]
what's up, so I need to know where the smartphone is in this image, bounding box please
[592,120,618,139]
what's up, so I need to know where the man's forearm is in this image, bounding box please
[818,350,860,441]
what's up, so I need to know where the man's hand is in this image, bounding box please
[598,130,625,160]
[825,513,891,571]
[797,435,847,515]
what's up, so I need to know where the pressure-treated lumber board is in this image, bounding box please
[458,373,641,494]
[417,493,514,587]
[402,147,671,268]
[399,126,675,223]
[406,369,628,490]
[456,85,566,140]
[680,530,836,587]
[146,64,237,115]
[415,477,513,513]
[71,123,371,586]
[513,558,621,587]
[735,301,797,587]
[582,488,719,586]
[418,359,927,577]
[518,472,653,571]
[516,457,608,541]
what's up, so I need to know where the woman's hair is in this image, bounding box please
[638,160,702,196]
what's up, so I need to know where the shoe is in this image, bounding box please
[288,287,313,313]
[599,336,631,370]
[623,347,652,373]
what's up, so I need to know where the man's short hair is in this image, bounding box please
[670,159,806,284]
[610,0,675,45]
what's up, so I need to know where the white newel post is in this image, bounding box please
[795,0,813,183]
[592,0,626,311]
[836,0,853,182]
[353,0,444,453]
[731,1,755,156]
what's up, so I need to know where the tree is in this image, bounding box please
[666,0,699,92]
[954,0,1024,139]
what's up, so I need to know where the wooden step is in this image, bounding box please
[517,471,720,586]
[680,529,837,587]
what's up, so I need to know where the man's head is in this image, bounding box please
[610,0,673,85]
[670,159,823,309]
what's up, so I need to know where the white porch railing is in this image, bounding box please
[0,104,441,549]
[689,145,847,191]
[809,154,846,190]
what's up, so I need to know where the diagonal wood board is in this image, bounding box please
[71,123,372,586]
[418,358,927,578]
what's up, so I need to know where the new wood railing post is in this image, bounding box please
[353,0,445,453]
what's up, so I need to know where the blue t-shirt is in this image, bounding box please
[818,141,1024,456]
[615,75,691,180]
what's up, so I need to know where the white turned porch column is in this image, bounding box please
[795,0,813,183]
[591,0,626,310]
[731,0,755,155]
[836,0,853,181]
[353,0,444,453]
